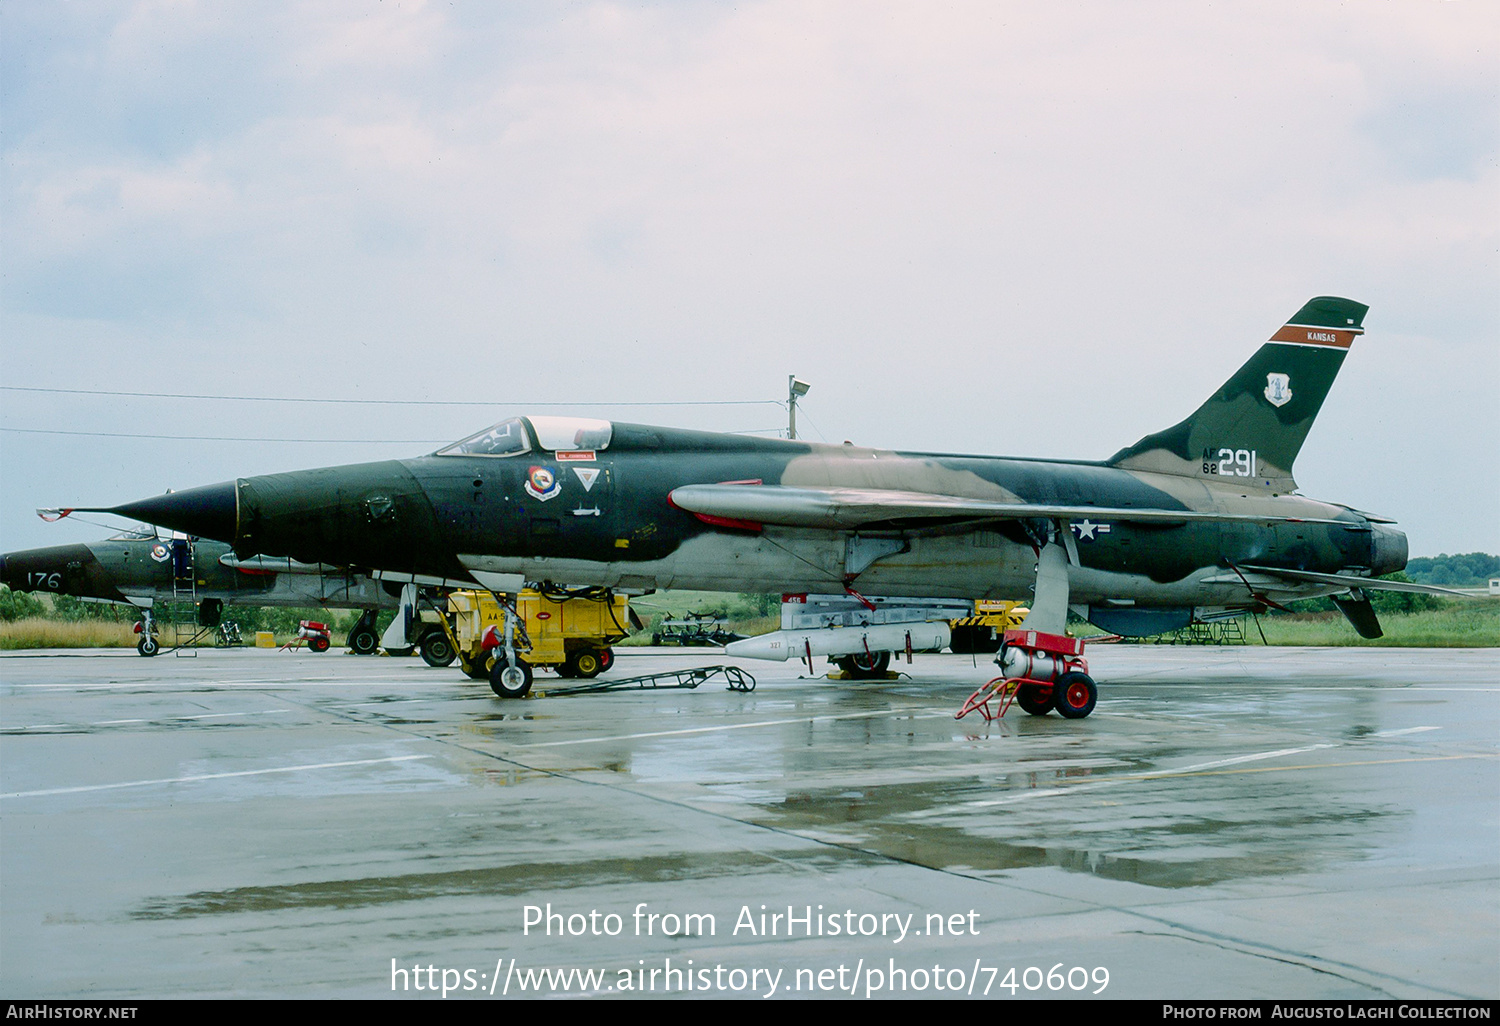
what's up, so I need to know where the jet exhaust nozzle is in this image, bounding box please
[1370,524,1408,578]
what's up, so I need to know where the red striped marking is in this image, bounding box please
[690,512,764,532]
[1269,324,1361,348]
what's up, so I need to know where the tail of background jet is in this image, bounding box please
[1107,296,1368,492]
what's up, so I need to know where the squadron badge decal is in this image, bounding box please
[150,543,170,562]
[524,466,562,502]
[1264,373,1292,408]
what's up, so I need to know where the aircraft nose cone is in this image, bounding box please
[108,481,239,543]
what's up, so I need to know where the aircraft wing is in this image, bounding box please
[1238,565,1475,597]
[668,484,1352,531]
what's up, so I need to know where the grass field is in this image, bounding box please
[628,595,1499,648]
[0,619,353,651]
[3,600,1495,651]
[1252,603,1500,647]
[0,618,139,650]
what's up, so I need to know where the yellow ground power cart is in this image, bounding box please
[948,599,1029,653]
[449,588,634,682]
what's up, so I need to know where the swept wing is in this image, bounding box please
[668,483,1352,532]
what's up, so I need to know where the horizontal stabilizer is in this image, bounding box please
[1238,565,1474,597]
[1330,593,1384,639]
[670,484,1352,531]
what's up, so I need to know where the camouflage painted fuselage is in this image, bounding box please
[218,427,1400,612]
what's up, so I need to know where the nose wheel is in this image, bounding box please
[489,655,534,698]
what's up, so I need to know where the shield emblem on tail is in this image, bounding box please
[1264,373,1292,408]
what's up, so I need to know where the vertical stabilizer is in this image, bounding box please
[1107,297,1367,491]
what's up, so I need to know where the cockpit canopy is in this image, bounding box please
[437,417,530,457]
[436,416,613,457]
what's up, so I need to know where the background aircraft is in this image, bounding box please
[62,297,1465,707]
[1,530,399,657]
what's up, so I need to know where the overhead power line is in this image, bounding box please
[2,426,788,444]
[2,385,783,408]
[1,427,448,444]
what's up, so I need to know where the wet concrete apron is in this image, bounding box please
[2,646,1495,999]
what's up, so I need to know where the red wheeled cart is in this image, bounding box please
[956,629,1097,721]
[282,620,332,653]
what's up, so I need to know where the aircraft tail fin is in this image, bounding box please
[1107,296,1368,491]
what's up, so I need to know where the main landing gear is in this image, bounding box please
[347,609,380,655]
[835,650,891,679]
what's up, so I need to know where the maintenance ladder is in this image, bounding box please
[1153,619,1248,645]
[170,537,198,657]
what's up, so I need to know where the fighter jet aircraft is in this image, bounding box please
[1,529,400,657]
[61,297,1462,710]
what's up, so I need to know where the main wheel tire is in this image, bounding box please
[1014,683,1053,716]
[137,634,160,657]
[349,629,379,655]
[308,635,331,653]
[837,651,891,679]
[419,630,456,667]
[489,655,534,698]
[598,647,614,672]
[1053,671,1098,719]
[385,646,414,657]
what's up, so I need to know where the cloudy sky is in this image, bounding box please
[2,1,1495,557]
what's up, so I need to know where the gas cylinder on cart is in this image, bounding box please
[296,620,332,653]
[996,629,1087,683]
[998,645,1073,682]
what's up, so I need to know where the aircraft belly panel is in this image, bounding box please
[460,532,843,593]
[458,528,1249,607]
[1065,565,1252,607]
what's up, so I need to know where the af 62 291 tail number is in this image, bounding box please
[1202,449,1257,477]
